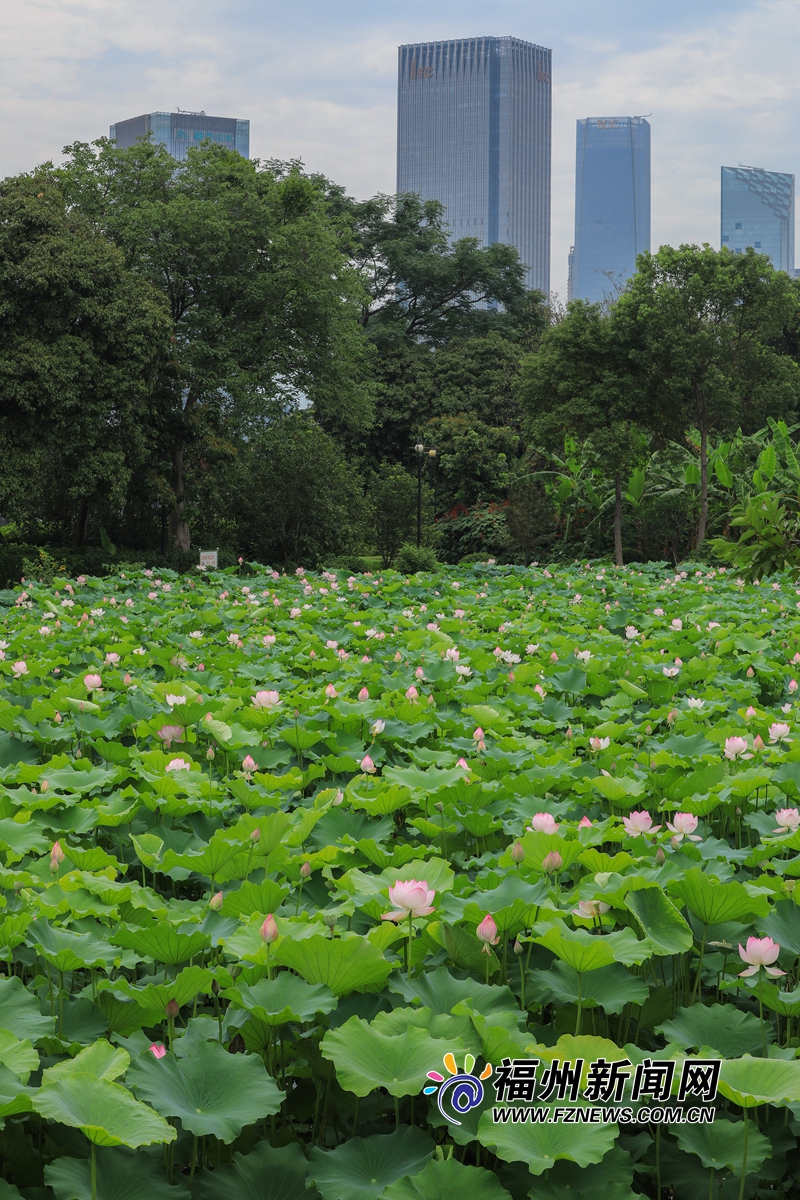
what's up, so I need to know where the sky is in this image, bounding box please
[2,0,800,299]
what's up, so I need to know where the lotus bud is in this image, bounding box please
[670,836,681,850]
[50,841,64,866]
[513,938,524,956]
[300,861,312,879]
[323,913,337,929]
[655,846,666,865]
[123,673,132,686]
[75,749,82,758]
[510,841,524,864]
[754,734,765,752]
[666,709,677,725]
[259,914,279,943]
[209,890,223,911]
[211,979,220,996]
[250,828,261,843]
[791,679,799,693]
[325,684,337,699]
[165,999,180,1018]
[242,754,256,773]
[333,789,344,806]
[149,1043,167,1059]
[476,913,499,950]
[54,712,61,723]
[645,724,652,734]
[206,747,215,760]
[542,851,562,874]
[578,816,592,828]
[415,667,424,679]
[394,651,402,662]
[360,754,376,774]
[565,726,573,739]
[40,779,49,792]
[746,666,755,678]
[406,686,419,700]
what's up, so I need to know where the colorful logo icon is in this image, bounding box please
[423,1053,493,1125]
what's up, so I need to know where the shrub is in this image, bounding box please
[395,543,439,573]
[434,503,512,564]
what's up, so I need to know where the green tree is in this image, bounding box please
[617,244,800,548]
[367,464,419,567]
[57,139,373,549]
[230,414,367,567]
[0,174,170,544]
[518,300,644,565]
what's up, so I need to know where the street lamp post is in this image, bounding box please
[428,448,437,523]
[414,443,424,547]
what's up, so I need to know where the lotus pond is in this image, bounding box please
[1,561,800,1199]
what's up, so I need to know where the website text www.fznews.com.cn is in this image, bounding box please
[491,1104,715,1125]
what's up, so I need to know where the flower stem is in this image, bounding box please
[738,1113,749,1200]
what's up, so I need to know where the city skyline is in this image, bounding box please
[2,1,800,301]
[397,36,551,293]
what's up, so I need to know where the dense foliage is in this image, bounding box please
[0,562,800,1197]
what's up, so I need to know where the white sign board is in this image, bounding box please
[199,550,218,570]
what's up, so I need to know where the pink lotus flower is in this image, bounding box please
[156,725,184,748]
[476,913,499,952]
[406,686,419,701]
[724,736,750,760]
[590,736,610,752]
[754,734,765,752]
[457,757,470,770]
[12,661,28,677]
[242,755,257,773]
[738,936,786,978]
[252,690,280,709]
[83,673,102,691]
[534,684,545,698]
[529,812,559,834]
[774,808,800,834]
[666,812,702,842]
[790,680,798,693]
[325,684,337,699]
[382,879,436,922]
[622,811,661,837]
[572,900,610,918]
[542,851,563,874]
[259,914,279,943]
[769,722,791,744]
[149,1043,167,1059]
[123,673,132,686]
[510,840,524,864]
[745,706,757,719]
[165,757,192,772]
[50,841,65,870]
[209,891,223,911]
[578,816,593,828]
[360,754,376,774]
[358,687,369,701]
[415,667,425,679]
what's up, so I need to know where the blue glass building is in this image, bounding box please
[397,37,552,295]
[109,111,250,161]
[721,166,794,273]
[572,116,650,304]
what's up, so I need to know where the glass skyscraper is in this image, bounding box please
[572,116,650,304]
[397,37,552,295]
[109,112,250,161]
[721,166,795,273]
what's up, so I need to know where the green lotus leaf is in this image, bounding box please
[761,899,800,956]
[192,1141,320,1200]
[273,933,392,996]
[676,1116,771,1176]
[0,1030,37,1083]
[528,960,648,1015]
[43,1039,129,1083]
[129,834,163,869]
[757,982,800,1017]
[381,857,455,895]
[477,1103,616,1174]
[29,918,119,972]
[382,1157,512,1200]
[45,1144,185,1200]
[624,887,693,955]
[516,832,584,872]
[522,1145,637,1200]
[371,1006,482,1055]
[127,1038,283,1141]
[225,973,337,1026]
[0,1063,36,1118]
[34,1072,176,1147]
[110,922,210,965]
[717,1055,800,1107]
[533,925,616,973]
[161,836,242,880]
[321,1015,457,1097]
[389,967,521,1021]
[669,867,770,925]
[656,1003,770,1058]
[309,1127,434,1200]
[0,818,50,857]
[104,965,212,1013]
[220,878,290,919]
[0,975,55,1041]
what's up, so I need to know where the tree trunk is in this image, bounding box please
[169,445,191,551]
[73,498,89,547]
[614,471,623,567]
[696,424,709,549]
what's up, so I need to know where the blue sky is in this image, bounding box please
[2,0,799,297]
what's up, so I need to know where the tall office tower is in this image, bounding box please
[109,111,250,160]
[721,166,795,273]
[567,247,575,302]
[397,37,552,294]
[572,116,650,304]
